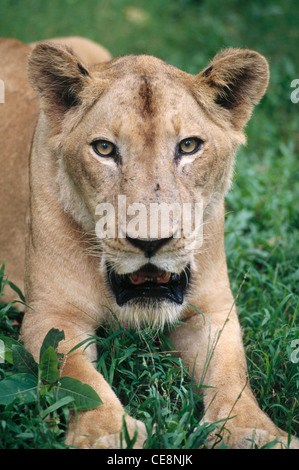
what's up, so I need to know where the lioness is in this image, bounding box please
[0,37,297,449]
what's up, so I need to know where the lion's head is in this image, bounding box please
[28,44,269,328]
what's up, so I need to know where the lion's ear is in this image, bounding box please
[28,42,90,118]
[195,49,269,130]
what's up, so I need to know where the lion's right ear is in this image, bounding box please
[28,42,91,118]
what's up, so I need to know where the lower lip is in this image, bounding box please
[115,282,184,306]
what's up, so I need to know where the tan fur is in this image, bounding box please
[0,37,297,449]
[30,36,111,65]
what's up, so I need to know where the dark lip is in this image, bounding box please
[107,263,191,306]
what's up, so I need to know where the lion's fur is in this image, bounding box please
[0,37,298,448]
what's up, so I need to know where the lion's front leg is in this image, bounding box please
[21,311,146,449]
[169,307,298,449]
[60,352,146,449]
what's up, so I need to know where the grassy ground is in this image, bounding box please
[0,0,298,449]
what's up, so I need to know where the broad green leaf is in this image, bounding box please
[40,346,59,384]
[0,336,20,364]
[12,344,38,377]
[0,373,38,405]
[54,377,102,410]
[40,328,65,361]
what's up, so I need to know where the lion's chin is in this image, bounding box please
[112,297,186,330]
[107,263,191,306]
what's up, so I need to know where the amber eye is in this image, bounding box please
[92,140,116,157]
[179,138,203,155]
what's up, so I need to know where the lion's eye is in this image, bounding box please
[178,138,203,155]
[92,140,116,158]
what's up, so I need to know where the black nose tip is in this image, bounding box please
[126,236,172,257]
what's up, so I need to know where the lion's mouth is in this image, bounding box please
[107,263,191,306]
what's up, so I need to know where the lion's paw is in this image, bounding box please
[205,425,299,449]
[91,416,147,449]
[65,414,147,449]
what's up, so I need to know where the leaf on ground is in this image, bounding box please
[0,373,38,405]
[40,328,65,361]
[40,346,59,384]
[54,376,102,410]
[12,344,38,377]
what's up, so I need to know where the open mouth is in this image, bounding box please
[107,263,191,306]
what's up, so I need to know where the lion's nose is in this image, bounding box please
[126,236,172,258]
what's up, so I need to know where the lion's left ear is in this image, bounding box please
[195,49,269,130]
[28,42,91,119]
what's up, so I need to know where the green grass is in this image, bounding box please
[0,0,298,449]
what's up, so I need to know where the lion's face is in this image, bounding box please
[28,46,269,327]
[58,57,235,326]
